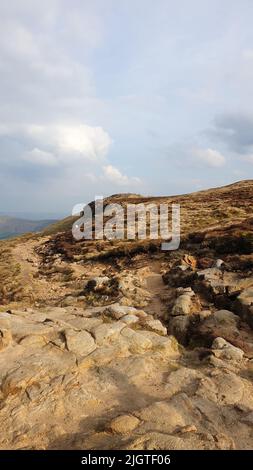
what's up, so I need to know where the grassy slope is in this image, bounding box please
[43,180,253,236]
[0,180,252,306]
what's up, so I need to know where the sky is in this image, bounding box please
[0,0,253,215]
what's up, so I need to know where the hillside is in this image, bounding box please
[0,180,252,450]
[0,216,57,240]
[43,179,253,236]
[40,180,253,264]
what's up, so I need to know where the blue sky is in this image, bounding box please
[0,0,253,214]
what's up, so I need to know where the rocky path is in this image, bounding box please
[1,234,253,450]
[1,297,252,450]
[145,267,168,319]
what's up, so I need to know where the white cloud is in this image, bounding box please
[0,1,252,212]
[0,4,96,128]
[194,147,226,167]
[1,122,112,165]
[55,125,112,160]
[23,147,57,166]
[102,165,141,186]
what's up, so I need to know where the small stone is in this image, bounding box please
[121,314,139,325]
[179,424,197,434]
[144,319,167,335]
[109,415,140,434]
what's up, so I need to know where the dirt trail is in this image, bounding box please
[11,238,45,303]
[145,261,168,319]
[12,239,39,283]
[11,237,66,304]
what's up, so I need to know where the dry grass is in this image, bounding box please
[0,242,22,303]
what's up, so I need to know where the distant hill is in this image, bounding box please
[43,179,253,236]
[0,216,58,239]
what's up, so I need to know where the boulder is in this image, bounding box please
[144,318,167,335]
[194,309,240,348]
[0,314,55,343]
[212,337,244,361]
[171,294,193,316]
[235,288,253,328]
[211,309,239,326]
[194,309,253,357]
[169,316,191,344]
[137,331,179,357]
[65,329,96,357]
[85,276,110,292]
[196,268,226,297]
[163,266,196,289]
[121,327,153,354]
[92,322,125,346]
[105,304,147,320]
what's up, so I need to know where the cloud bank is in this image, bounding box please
[0,0,252,212]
